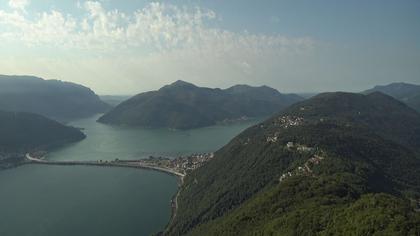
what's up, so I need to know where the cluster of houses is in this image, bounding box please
[286,142,314,153]
[139,153,215,175]
[273,115,304,129]
[266,132,280,143]
[279,152,325,183]
[265,116,305,144]
[170,153,214,173]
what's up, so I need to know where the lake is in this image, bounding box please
[0,115,260,236]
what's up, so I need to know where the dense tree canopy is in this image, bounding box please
[166,92,420,235]
[98,80,303,129]
[0,75,110,121]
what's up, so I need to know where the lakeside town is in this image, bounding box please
[117,153,215,176]
[22,151,215,178]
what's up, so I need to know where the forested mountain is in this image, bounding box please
[0,111,85,169]
[0,75,110,121]
[166,92,420,235]
[0,111,85,152]
[98,80,303,129]
[363,82,420,112]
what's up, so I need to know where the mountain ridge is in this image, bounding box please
[0,110,86,169]
[0,75,111,121]
[98,81,304,129]
[0,110,86,152]
[363,82,420,112]
[166,91,420,235]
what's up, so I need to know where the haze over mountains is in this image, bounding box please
[0,75,110,121]
[363,82,420,112]
[0,74,419,234]
[0,75,106,168]
[99,95,132,107]
[1,1,418,234]
[167,92,420,235]
[98,80,303,129]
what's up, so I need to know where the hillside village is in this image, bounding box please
[136,153,214,175]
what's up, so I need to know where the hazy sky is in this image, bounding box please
[0,0,419,95]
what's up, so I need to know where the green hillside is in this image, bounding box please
[166,92,420,235]
[98,81,303,129]
[0,110,85,169]
[0,75,110,121]
[364,82,420,112]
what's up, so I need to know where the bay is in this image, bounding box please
[0,115,260,236]
[48,115,260,161]
[0,165,178,236]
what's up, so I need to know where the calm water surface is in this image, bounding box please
[0,114,260,236]
[48,115,260,161]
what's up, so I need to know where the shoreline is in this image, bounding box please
[24,153,186,178]
[20,153,210,236]
[167,175,184,232]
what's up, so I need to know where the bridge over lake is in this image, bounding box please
[25,154,186,178]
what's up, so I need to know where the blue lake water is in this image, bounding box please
[0,115,260,236]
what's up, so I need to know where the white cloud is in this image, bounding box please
[0,1,316,94]
[8,0,30,11]
[0,1,313,52]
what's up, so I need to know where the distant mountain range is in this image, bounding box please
[0,75,419,233]
[98,80,304,129]
[166,92,420,235]
[363,82,420,112]
[99,95,133,107]
[0,75,110,121]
